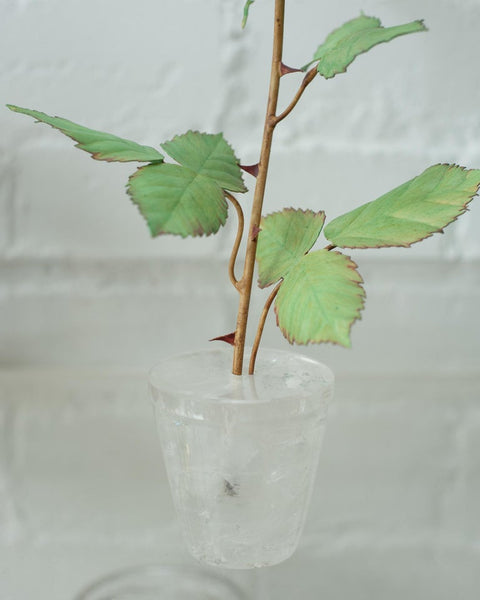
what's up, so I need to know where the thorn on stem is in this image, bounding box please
[251,225,261,241]
[240,163,260,178]
[210,332,236,346]
[280,62,302,76]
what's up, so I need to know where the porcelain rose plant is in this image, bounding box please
[8,1,480,375]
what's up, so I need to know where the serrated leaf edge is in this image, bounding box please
[7,104,164,163]
[161,130,247,193]
[324,163,480,249]
[126,164,227,239]
[257,207,326,288]
[274,251,366,347]
[313,16,427,79]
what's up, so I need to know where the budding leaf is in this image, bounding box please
[275,250,365,347]
[256,209,326,288]
[242,0,255,29]
[308,14,427,78]
[324,164,480,248]
[7,105,164,163]
[162,131,246,193]
[127,163,227,238]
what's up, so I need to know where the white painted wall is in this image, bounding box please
[1,1,479,598]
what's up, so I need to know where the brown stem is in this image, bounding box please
[232,0,285,375]
[225,191,244,290]
[248,281,282,374]
[274,66,317,125]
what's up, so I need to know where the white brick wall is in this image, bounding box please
[1,0,479,598]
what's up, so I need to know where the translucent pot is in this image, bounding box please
[150,348,334,569]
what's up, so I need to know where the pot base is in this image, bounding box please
[74,565,247,600]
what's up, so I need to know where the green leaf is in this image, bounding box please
[256,209,326,288]
[309,14,427,79]
[256,209,364,347]
[7,104,164,163]
[242,0,255,29]
[127,163,227,238]
[162,131,246,193]
[128,130,246,238]
[275,250,365,347]
[324,164,480,248]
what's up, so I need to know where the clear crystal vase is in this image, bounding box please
[150,348,334,569]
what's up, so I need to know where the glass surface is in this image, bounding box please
[150,348,334,569]
[74,564,247,600]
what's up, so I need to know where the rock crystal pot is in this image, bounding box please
[150,348,334,569]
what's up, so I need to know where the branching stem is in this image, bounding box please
[225,191,244,290]
[232,0,285,375]
[274,67,317,124]
[232,3,319,375]
[248,281,282,375]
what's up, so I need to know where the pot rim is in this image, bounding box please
[149,347,334,406]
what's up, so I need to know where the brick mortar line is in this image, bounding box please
[0,262,478,296]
